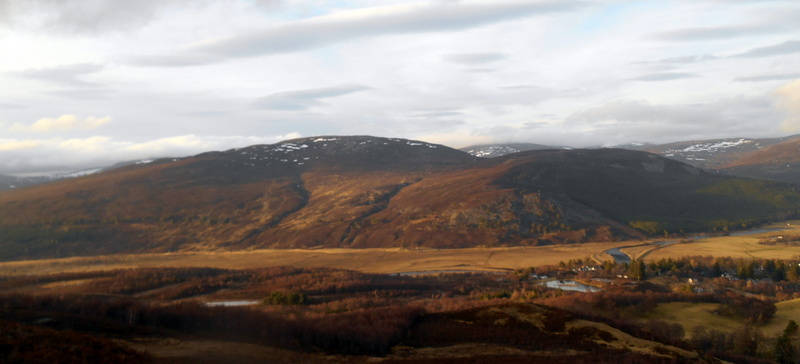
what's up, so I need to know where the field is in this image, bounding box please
[0,241,626,276]
[3,221,800,363]
[626,220,800,262]
[1,221,799,278]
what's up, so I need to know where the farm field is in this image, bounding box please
[0,241,625,276]
[1,221,799,278]
[644,301,800,340]
[627,220,800,262]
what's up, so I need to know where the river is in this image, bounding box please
[603,226,788,264]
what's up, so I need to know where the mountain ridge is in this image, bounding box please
[2,136,800,260]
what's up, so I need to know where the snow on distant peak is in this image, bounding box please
[56,168,103,178]
[467,146,521,157]
[670,138,751,153]
[313,137,338,142]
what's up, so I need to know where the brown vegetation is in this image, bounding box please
[3,137,800,261]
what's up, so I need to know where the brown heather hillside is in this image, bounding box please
[2,136,800,261]
[719,135,800,183]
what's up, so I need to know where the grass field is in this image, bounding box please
[634,220,800,262]
[0,241,625,276]
[2,221,799,277]
[644,302,740,338]
[644,298,800,340]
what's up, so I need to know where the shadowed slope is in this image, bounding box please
[1,136,799,261]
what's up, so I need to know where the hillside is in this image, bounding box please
[460,142,559,157]
[466,135,800,183]
[717,136,800,183]
[634,136,793,170]
[1,136,800,261]
[0,174,56,192]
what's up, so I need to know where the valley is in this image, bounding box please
[1,220,798,277]
[3,135,800,363]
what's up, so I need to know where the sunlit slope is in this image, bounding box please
[1,137,799,260]
[719,136,800,183]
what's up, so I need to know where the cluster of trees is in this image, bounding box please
[0,293,423,356]
[0,319,151,363]
[2,261,799,361]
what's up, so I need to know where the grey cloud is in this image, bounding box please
[500,85,543,90]
[523,121,549,128]
[732,39,800,58]
[442,52,507,65]
[566,97,777,128]
[632,54,719,65]
[140,1,586,65]
[46,89,114,99]
[123,54,224,68]
[651,24,784,42]
[408,111,464,118]
[464,68,496,73]
[627,72,696,82]
[734,73,800,82]
[0,0,192,34]
[252,84,370,111]
[16,63,104,88]
[562,97,782,144]
[0,102,27,109]
[181,110,231,118]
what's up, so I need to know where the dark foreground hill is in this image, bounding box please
[1,135,800,260]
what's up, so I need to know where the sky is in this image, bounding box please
[1,0,799,175]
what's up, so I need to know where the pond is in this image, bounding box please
[205,300,261,307]
[542,280,602,292]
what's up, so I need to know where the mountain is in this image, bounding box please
[2,135,800,261]
[716,136,800,182]
[633,136,796,170]
[0,174,56,191]
[0,160,165,192]
[467,135,800,184]
[460,143,560,157]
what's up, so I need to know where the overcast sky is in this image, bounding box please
[1,0,799,175]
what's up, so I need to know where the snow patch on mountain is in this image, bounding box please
[668,139,752,154]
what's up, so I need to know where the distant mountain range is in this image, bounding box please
[462,134,800,184]
[2,135,800,261]
[5,134,799,193]
[0,161,157,192]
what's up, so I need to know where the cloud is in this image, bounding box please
[251,84,370,111]
[732,39,800,58]
[735,73,800,82]
[45,89,115,99]
[0,140,42,151]
[134,1,586,65]
[627,72,696,82]
[123,54,224,68]
[564,97,782,144]
[651,23,785,42]
[0,102,27,109]
[10,115,111,132]
[408,110,464,118]
[442,52,507,65]
[0,0,192,34]
[15,63,104,88]
[775,79,800,132]
[632,54,719,65]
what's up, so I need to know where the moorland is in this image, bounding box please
[2,135,800,363]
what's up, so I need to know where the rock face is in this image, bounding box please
[1,135,800,261]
